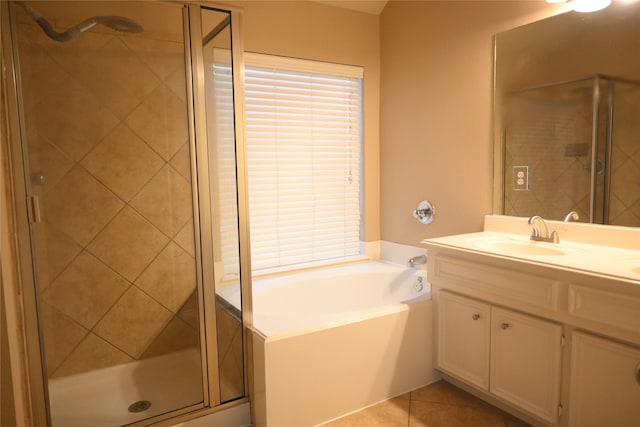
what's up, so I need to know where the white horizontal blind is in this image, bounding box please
[244,53,363,271]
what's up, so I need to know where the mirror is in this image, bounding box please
[494,2,640,226]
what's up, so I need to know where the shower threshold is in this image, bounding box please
[48,349,202,427]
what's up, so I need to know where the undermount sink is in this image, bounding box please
[614,259,640,276]
[468,236,569,257]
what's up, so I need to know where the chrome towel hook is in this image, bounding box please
[413,200,435,224]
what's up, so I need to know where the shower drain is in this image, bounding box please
[128,400,152,413]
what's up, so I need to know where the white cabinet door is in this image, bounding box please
[437,291,490,390]
[569,332,640,427]
[490,307,563,425]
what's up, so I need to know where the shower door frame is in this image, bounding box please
[0,1,251,426]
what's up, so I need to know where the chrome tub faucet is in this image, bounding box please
[407,254,427,268]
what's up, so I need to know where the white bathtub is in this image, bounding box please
[251,261,439,427]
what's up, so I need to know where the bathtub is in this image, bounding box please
[250,261,439,427]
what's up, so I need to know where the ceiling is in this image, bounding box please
[314,1,390,15]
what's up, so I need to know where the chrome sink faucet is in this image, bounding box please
[528,215,559,243]
[563,211,580,222]
[407,254,427,268]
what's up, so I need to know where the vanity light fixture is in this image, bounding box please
[546,0,612,12]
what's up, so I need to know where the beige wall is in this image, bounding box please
[380,1,568,245]
[233,1,381,241]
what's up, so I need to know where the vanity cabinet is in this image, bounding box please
[438,291,562,425]
[490,307,562,424]
[424,217,640,427]
[569,332,640,427]
[437,291,490,390]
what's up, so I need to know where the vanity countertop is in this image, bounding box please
[422,215,640,284]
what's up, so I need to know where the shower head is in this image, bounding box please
[15,1,144,42]
[95,16,144,34]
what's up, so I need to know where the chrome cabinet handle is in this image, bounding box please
[500,322,511,330]
[472,313,481,320]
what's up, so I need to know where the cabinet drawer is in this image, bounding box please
[433,255,560,311]
[568,284,640,333]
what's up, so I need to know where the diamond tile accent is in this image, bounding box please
[130,165,193,238]
[67,37,161,120]
[216,303,243,402]
[126,84,188,160]
[43,166,124,246]
[35,80,119,162]
[87,206,169,282]
[35,24,114,77]
[140,317,199,359]
[39,303,88,374]
[81,123,164,201]
[177,291,199,330]
[135,242,196,313]
[219,324,244,401]
[42,251,130,329]
[612,158,640,205]
[94,286,172,358]
[165,67,189,103]
[121,36,185,83]
[174,220,196,257]
[51,333,133,378]
[169,143,192,182]
[27,137,74,190]
[34,224,82,292]
[15,24,69,110]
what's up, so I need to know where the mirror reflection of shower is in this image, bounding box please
[503,75,640,227]
[15,0,143,42]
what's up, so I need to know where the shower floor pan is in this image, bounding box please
[48,349,203,427]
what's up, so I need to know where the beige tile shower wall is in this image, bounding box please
[16,13,199,378]
[504,96,593,221]
[379,2,567,245]
[216,301,243,402]
[609,85,640,227]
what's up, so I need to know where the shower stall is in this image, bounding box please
[1,1,251,426]
[502,75,640,226]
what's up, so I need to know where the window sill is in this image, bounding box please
[251,255,372,281]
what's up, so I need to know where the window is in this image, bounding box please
[244,54,364,271]
[214,51,364,273]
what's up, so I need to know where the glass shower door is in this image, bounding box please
[198,7,245,403]
[8,1,214,425]
[606,79,640,227]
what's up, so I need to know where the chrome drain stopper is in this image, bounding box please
[128,400,152,413]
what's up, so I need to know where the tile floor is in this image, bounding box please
[323,380,531,427]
